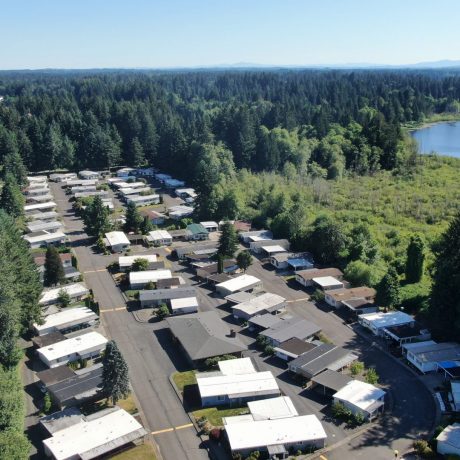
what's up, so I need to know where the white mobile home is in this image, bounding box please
[127,194,160,206]
[37,331,107,368]
[49,172,77,183]
[232,293,286,320]
[225,415,327,457]
[148,230,173,246]
[104,231,130,253]
[170,296,199,315]
[437,424,460,457]
[168,205,194,220]
[24,201,57,213]
[403,341,460,374]
[215,274,262,297]
[250,239,290,254]
[70,185,97,194]
[27,211,59,222]
[78,170,99,180]
[118,254,158,271]
[239,230,273,244]
[33,307,98,336]
[24,231,66,249]
[358,311,414,336]
[116,167,136,177]
[295,268,343,288]
[39,283,90,306]
[26,220,63,234]
[129,269,172,289]
[200,221,219,233]
[325,287,376,309]
[25,187,50,196]
[333,380,385,420]
[312,276,344,291]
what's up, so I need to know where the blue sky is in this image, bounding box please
[1,0,459,69]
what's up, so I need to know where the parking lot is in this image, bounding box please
[42,179,437,460]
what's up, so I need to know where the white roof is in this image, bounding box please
[247,396,299,421]
[128,194,159,203]
[260,245,287,254]
[105,231,130,247]
[26,187,50,194]
[71,185,97,192]
[225,414,327,451]
[360,311,414,329]
[37,331,107,363]
[39,283,89,305]
[200,221,219,228]
[27,211,59,221]
[334,380,386,411]
[197,371,279,398]
[312,276,343,288]
[232,293,285,316]
[170,296,199,311]
[64,179,97,186]
[117,181,145,189]
[33,307,97,334]
[176,187,196,195]
[43,408,145,460]
[216,274,261,293]
[149,230,172,240]
[24,231,66,245]
[24,201,57,211]
[79,170,98,176]
[168,205,194,213]
[218,357,256,376]
[27,220,63,233]
[249,235,272,242]
[118,254,157,268]
[117,167,135,173]
[121,187,151,195]
[436,423,460,449]
[129,269,172,284]
[28,175,48,182]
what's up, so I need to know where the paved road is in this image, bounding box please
[51,183,209,460]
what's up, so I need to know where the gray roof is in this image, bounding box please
[37,365,75,387]
[166,311,247,361]
[32,331,67,349]
[175,242,218,258]
[39,407,83,435]
[47,365,103,405]
[225,292,256,304]
[289,344,356,379]
[248,313,285,330]
[261,316,321,343]
[310,369,353,392]
[274,337,318,356]
[139,287,196,302]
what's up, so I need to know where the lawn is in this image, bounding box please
[109,443,156,460]
[192,406,249,427]
[172,370,196,392]
[117,393,137,414]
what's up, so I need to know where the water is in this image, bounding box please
[410,121,460,158]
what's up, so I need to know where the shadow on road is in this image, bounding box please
[153,328,191,372]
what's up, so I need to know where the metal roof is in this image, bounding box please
[166,311,247,361]
[333,380,386,412]
[232,293,286,317]
[140,287,196,302]
[105,231,130,247]
[273,337,317,358]
[247,396,299,421]
[310,369,353,392]
[261,316,321,343]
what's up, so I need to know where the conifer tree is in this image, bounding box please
[405,235,425,283]
[0,174,24,218]
[124,201,142,233]
[218,222,238,257]
[377,266,401,308]
[102,340,130,405]
[429,211,460,340]
[83,196,111,237]
[44,246,65,287]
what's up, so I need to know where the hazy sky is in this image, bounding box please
[1,0,459,69]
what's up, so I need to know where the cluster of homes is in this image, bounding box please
[22,173,150,459]
[23,176,67,249]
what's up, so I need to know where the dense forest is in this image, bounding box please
[0,69,460,332]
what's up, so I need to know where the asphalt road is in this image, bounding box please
[50,182,209,460]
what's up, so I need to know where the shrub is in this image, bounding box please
[43,392,52,414]
[310,289,325,302]
[413,439,435,458]
[350,361,365,377]
[365,368,379,384]
[155,305,169,320]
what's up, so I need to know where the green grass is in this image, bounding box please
[192,406,249,427]
[172,370,197,392]
[402,112,460,129]
[117,394,137,414]
[125,289,139,300]
[109,443,157,460]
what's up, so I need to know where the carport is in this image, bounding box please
[310,369,353,396]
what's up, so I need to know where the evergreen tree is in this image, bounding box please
[83,196,111,237]
[128,137,145,168]
[218,222,238,257]
[236,250,253,272]
[1,151,27,187]
[139,215,153,235]
[0,174,25,218]
[124,201,142,233]
[429,212,460,340]
[217,254,224,274]
[405,235,425,283]
[102,340,130,405]
[57,289,71,308]
[44,246,65,287]
[377,266,401,308]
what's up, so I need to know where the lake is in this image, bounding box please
[410,121,460,158]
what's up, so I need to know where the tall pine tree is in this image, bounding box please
[429,212,460,340]
[102,340,130,405]
[218,222,238,257]
[44,246,65,287]
[377,266,401,309]
[83,196,111,237]
[0,175,24,219]
[405,235,425,283]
